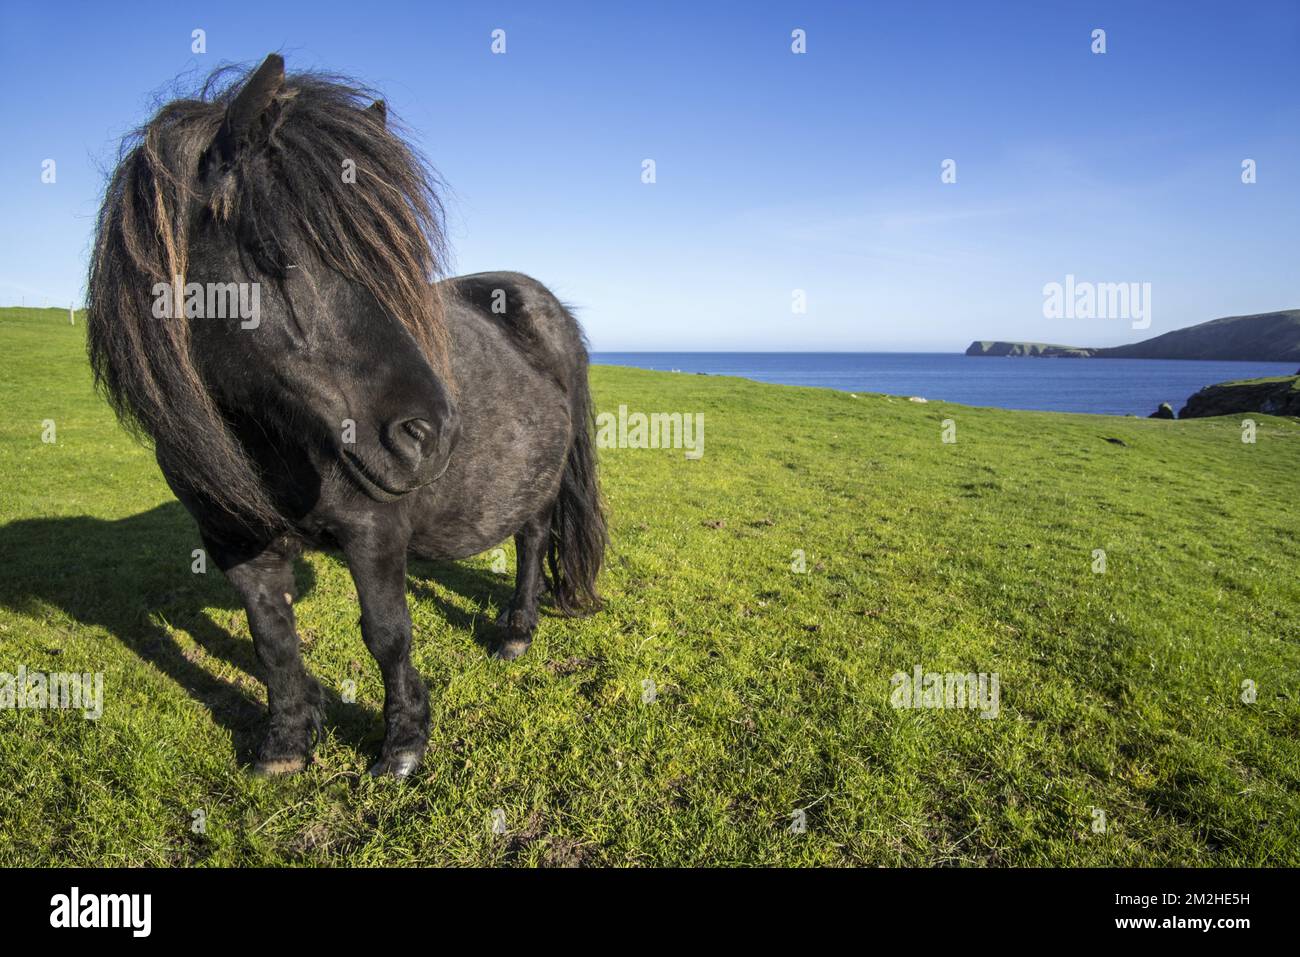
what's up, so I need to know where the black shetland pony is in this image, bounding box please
[87,54,606,777]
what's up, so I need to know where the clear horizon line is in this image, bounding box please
[590,349,968,354]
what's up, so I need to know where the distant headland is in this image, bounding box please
[966,309,1300,362]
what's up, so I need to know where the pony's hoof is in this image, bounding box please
[493,608,534,660]
[491,636,532,661]
[369,750,422,779]
[253,756,309,777]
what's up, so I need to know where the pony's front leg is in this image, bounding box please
[216,539,324,776]
[343,530,429,778]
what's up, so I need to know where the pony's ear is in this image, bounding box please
[214,53,285,163]
[366,99,387,126]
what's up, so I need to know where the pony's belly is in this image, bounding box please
[405,292,574,561]
[408,519,527,561]
[407,468,563,559]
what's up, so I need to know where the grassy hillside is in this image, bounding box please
[968,308,1300,361]
[2,306,1298,866]
[1104,309,1300,361]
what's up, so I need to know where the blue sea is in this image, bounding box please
[591,353,1298,417]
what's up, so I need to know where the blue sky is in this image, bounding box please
[1,0,1296,350]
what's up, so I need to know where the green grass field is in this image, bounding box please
[2,306,1297,866]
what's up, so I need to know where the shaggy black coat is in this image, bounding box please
[87,54,606,777]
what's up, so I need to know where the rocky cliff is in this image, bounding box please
[1178,375,1300,419]
[967,309,1300,362]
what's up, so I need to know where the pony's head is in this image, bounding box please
[87,53,459,528]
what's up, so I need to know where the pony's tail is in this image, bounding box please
[547,360,607,615]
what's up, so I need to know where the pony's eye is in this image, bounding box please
[272,272,311,350]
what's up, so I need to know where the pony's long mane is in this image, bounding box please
[87,61,450,528]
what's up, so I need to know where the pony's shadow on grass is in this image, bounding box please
[407,557,517,653]
[0,501,381,766]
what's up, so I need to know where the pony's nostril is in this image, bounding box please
[382,414,451,474]
[380,417,435,468]
[391,417,439,462]
[402,418,432,447]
